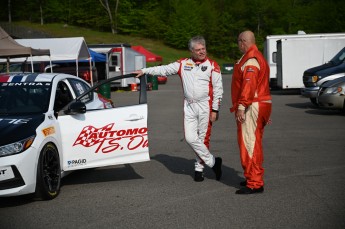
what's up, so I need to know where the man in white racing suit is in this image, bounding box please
[133,36,223,182]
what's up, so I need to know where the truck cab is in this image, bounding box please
[301,47,345,105]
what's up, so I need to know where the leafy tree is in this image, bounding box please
[7,0,12,23]
[138,0,168,40]
[99,0,120,34]
[1,0,343,61]
[164,0,204,49]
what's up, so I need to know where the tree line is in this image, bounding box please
[2,0,344,61]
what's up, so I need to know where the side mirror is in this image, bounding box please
[65,101,86,115]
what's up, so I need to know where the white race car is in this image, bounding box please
[0,73,149,200]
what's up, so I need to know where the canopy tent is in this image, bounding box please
[131,46,162,62]
[6,37,94,84]
[53,49,106,63]
[89,49,106,62]
[14,37,90,62]
[0,26,50,72]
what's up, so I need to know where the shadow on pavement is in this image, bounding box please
[0,164,143,207]
[62,164,143,185]
[286,102,317,109]
[152,154,243,188]
[0,194,35,207]
[286,102,345,116]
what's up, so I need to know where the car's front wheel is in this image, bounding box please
[35,143,61,200]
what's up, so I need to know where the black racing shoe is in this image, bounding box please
[240,180,247,186]
[235,186,264,194]
[212,157,222,181]
[194,171,204,182]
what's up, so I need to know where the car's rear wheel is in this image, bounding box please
[35,143,61,200]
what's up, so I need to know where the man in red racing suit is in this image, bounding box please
[133,36,223,182]
[230,31,272,194]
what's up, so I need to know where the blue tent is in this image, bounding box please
[52,48,105,63]
[89,49,106,62]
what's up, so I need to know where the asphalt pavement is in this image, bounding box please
[1,74,345,229]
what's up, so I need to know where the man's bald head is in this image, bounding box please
[238,30,256,53]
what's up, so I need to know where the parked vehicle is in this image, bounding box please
[157,75,168,84]
[89,44,146,88]
[316,76,345,113]
[0,72,149,200]
[264,32,345,88]
[301,47,345,105]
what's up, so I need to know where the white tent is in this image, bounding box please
[3,37,91,81]
[14,37,90,62]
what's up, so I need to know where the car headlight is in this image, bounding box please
[324,86,342,94]
[0,135,36,157]
[311,75,320,83]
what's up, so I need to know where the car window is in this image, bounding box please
[54,81,74,112]
[331,47,345,64]
[68,78,93,103]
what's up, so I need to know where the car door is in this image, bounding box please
[58,76,149,171]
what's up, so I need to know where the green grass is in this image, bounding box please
[13,21,227,66]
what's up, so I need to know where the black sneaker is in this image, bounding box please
[235,186,264,194]
[240,180,247,186]
[212,157,222,181]
[194,171,204,182]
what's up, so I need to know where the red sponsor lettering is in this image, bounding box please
[73,123,148,153]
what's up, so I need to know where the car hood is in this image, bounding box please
[0,114,45,146]
[322,76,345,88]
[304,62,345,77]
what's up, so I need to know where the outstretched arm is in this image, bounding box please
[132,70,144,78]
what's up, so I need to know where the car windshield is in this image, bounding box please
[330,47,345,64]
[0,82,51,115]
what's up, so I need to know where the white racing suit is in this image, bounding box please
[142,57,223,172]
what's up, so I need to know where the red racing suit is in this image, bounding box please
[230,45,272,189]
[142,57,223,172]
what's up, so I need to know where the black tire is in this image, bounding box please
[310,98,318,106]
[35,143,61,200]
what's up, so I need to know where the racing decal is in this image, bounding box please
[0,73,41,83]
[12,75,24,82]
[73,123,148,153]
[0,166,15,181]
[184,66,193,71]
[0,75,10,82]
[0,114,44,146]
[42,126,55,137]
[67,159,87,168]
[1,82,51,87]
[25,74,40,82]
[183,62,194,71]
[247,67,255,72]
[0,118,31,124]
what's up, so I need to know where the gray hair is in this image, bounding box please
[188,36,206,51]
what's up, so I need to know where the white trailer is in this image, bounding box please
[89,44,146,87]
[264,32,345,88]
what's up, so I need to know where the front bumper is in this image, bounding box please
[317,94,345,110]
[0,147,38,197]
[300,87,319,98]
